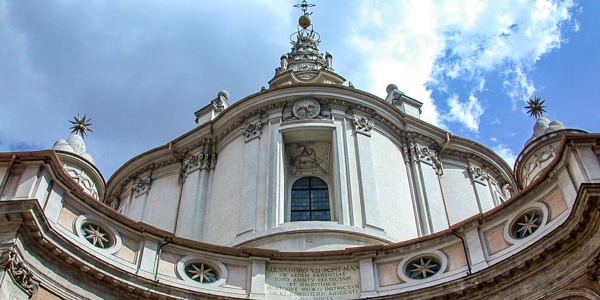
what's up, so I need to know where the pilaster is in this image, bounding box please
[352,115,382,230]
[239,120,263,236]
[406,142,447,234]
[468,163,495,213]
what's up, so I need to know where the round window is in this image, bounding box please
[80,221,114,249]
[511,209,543,239]
[405,255,442,280]
[184,262,220,283]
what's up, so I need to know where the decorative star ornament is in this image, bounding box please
[69,114,93,138]
[525,96,547,118]
[516,213,540,238]
[83,224,109,248]
[410,258,439,279]
[187,263,217,283]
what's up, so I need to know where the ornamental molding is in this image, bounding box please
[241,119,262,142]
[0,250,40,295]
[179,144,216,182]
[133,176,152,195]
[63,164,99,200]
[120,159,178,188]
[216,101,287,141]
[519,143,558,187]
[119,138,217,189]
[469,163,489,185]
[352,115,374,137]
[442,148,509,188]
[405,143,443,175]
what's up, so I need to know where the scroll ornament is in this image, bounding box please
[1,250,40,295]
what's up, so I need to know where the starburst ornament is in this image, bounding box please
[409,257,440,279]
[525,96,547,118]
[83,224,109,248]
[69,114,93,138]
[516,213,541,238]
[186,263,217,283]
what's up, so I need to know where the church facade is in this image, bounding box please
[1,7,600,300]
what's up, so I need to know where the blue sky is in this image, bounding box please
[0,0,597,178]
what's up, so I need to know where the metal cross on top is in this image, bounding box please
[294,0,315,15]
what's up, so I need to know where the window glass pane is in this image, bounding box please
[310,177,328,189]
[291,190,310,210]
[293,177,310,189]
[311,210,330,221]
[291,211,310,221]
[291,177,331,222]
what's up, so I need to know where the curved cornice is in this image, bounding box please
[107,84,516,197]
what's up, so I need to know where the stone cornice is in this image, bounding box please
[105,85,514,201]
[4,181,599,299]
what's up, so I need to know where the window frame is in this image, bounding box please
[289,176,332,222]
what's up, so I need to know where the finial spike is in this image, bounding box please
[69,114,93,138]
[525,96,547,118]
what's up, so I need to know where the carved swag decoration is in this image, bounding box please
[1,250,40,295]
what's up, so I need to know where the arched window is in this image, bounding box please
[291,177,331,221]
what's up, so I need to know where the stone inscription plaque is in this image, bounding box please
[265,263,361,299]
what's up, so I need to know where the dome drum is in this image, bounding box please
[107,85,516,251]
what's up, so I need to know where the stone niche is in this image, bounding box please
[283,129,333,178]
[282,126,335,222]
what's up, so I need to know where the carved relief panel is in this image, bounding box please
[283,97,331,121]
[286,142,331,175]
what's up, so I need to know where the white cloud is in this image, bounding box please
[444,94,484,132]
[492,144,517,168]
[503,64,537,109]
[349,0,577,128]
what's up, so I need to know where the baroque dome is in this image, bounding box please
[1,4,599,300]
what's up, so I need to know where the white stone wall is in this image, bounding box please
[106,88,516,250]
[206,136,245,245]
[441,160,481,225]
[371,131,418,240]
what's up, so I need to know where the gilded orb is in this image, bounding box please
[299,14,311,29]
